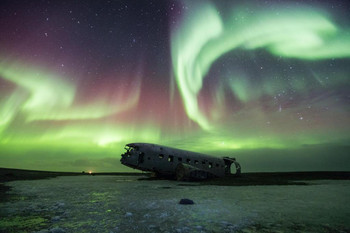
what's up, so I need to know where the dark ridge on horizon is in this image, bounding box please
[0,167,144,183]
[200,171,350,186]
[1,167,350,180]
[1,167,349,183]
[0,167,145,202]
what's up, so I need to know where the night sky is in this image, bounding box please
[0,0,349,172]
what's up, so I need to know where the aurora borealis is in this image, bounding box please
[0,0,349,172]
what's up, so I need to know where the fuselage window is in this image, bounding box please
[194,160,199,165]
[178,157,182,162]
[202,161,206,165]
[168,155,174,162]
[208,162,213,168]
[186,158,191,163]
[159,154,164,159]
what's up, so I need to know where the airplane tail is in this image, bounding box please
[223,157,241,176]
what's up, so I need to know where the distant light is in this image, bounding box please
[89,171,92,174]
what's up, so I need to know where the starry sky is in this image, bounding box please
[0,0,349,172]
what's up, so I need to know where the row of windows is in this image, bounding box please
[158,154,222,169]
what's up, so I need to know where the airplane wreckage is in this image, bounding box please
[120,143,241,181]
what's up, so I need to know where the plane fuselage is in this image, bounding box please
[120,143,241,180]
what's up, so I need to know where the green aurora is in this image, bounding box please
[171,1,350,130]
[0,0,349,172]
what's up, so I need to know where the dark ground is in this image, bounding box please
[1,167,349,202]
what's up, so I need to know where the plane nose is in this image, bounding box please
[120,154,126,163]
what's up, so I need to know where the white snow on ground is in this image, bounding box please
[1,176,350,233]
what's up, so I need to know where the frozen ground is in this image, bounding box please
[1,176,349,233]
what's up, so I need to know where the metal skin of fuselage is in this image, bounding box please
[120,143,241,181]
